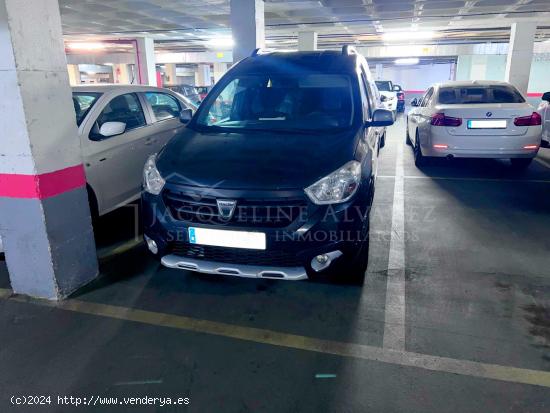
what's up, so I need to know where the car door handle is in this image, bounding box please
[145,138,156,146]
[99,158,107,162]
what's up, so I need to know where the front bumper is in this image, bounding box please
[142,184,371,280]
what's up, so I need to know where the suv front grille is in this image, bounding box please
[163,190,307,228]
[172,242,303,267]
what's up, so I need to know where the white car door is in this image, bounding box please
[537,93,550,144]
[408,89,429,141]
[141,91,186,153]
[412,87,435,147]
[81,92,152,215]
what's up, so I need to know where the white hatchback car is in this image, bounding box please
[73,85,196,216]
[406,81,542,168]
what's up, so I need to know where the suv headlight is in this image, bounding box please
[143,154,165,195]
[305,161,361,205]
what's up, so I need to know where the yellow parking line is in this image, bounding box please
[1,287,550,389]
[97,238,144,261]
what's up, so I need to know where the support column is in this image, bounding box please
[213,62,228,83]
[0,0,98,300]
[113,64,130,84]
[505,22,536,94]
[298,31,317,51]
[67,64,81,85]
[195,64,212,86]
[230,0,265,63]
[375,63,383,80]
[164,63,178,85]
[136,37,157,86]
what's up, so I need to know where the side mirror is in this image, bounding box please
[542,92,550,102]
[411,98,419,107]
[380,95,388,102]
[368,109,394,127]
[179,108,193,124]
[98,121,126,138]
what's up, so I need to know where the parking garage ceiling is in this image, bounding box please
[61,0,550,52]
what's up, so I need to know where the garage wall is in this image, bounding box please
[456,53,550,95]
[373,63,455,92]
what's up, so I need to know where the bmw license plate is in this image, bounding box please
[188,227,266,250]
[467,120,507,129]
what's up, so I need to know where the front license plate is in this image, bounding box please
[188,227,266,250]
[467,120,507,129]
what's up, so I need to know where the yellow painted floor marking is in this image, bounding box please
[1,287,550,388]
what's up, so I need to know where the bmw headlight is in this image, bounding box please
[143,154,165,195]
[305,161,361,205]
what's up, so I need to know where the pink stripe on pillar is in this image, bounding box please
[0,164,86,199]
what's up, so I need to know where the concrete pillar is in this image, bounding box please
[213,62,228,83]
[230,0,265,63]
[164,63,178,85]
[0,0,98,300]
[505,22,537,94]
[136,37,157,86]
[195,64,212,86]
[67,64,81,85]
[298,31,317,51]
[113,64,130,84]
[375,64,383,80]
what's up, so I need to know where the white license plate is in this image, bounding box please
[467,120,507,129]
[188,227,266,250]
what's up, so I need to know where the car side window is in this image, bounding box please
[145,92,181,121]
[421,88,434,107]
[358,72,371,120]
[96,93,146,132]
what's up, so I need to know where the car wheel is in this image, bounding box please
[341,238,369,285]
[405,121,412,145]
[414,131,426,167]
[510,158,533,170]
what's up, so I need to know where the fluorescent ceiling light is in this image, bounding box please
[395,57,420,65]
[382,31,435,42]
[66,42,106,51]
[206,37,234,48]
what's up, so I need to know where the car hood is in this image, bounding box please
[157,127,358,190]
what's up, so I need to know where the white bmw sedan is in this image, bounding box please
[406,81,542,168]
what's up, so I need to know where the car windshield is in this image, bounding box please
[195,74,354,132]
[375,81,393,92]
[438,86,525,104]
[72,92,102,125]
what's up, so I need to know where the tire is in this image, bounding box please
[86,185,100,225]
[510,158,533,170]
[340,238,369,285]
[405,120,412,145]
[413,131,427,167]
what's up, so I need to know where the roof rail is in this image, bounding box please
[342,45,357,56]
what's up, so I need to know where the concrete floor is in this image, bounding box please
[1,117,549,412]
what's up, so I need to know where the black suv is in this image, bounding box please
[142,47,393,284]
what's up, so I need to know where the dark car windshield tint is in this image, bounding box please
[438,86,525,104]
[195,74,354,132]
[72,92,102,125]
[375,81,393,92]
